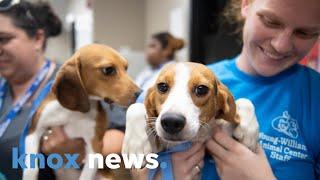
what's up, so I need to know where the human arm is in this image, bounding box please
[102,129,124,155]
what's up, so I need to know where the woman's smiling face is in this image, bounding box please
[0,14,43,82]
[238,0,320,76]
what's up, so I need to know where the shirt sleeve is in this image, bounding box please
[103,103,126,132]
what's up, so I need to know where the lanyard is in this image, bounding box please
[0,60,51,138]
[19,80,53,156]
[0,80,6,110]
[148,142,192,180]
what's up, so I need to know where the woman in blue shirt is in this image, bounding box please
[168,0,320,179]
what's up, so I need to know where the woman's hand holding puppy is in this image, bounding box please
[41,126,86,164]
[206,129,276,180]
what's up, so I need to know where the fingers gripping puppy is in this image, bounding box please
[123,62,259,161]
[23,44,140,180]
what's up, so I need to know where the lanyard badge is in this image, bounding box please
[0,60,51,138]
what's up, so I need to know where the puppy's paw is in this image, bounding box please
[23,169,39,180]
[122,103,153,159]
[233,98,259,152]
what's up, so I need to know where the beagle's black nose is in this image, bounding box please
[161,113,186,134]
[134,89,142,99]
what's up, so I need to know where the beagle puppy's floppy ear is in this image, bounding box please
[144,86,163,151]
[52,54,90,113]
[215,81,240,124]
[144,87,158,121]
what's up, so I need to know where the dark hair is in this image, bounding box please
[0,1,62,50]
[152,32,185,60]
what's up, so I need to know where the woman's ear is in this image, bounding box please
[33,29,46,51]
[241,0,252,18]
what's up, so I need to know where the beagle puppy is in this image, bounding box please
[23,44,141,180]
[122,62,259,161]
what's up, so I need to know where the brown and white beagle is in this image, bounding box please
[122,62,259,160]
[23,44,141,180]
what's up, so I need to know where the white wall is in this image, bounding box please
[45,31,72,63]
[145,0,188,38]
[145,0,190,61]
[44,0,190,76]
[43,0,72,63]
[42,0,93,63]
[93,0,146,51]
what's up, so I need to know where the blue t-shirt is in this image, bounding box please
[202,57,320,180]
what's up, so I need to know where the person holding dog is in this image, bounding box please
[165,0,320,179]
[0,1,62,179]
[0,1,127,179]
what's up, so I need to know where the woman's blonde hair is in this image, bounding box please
[223,0,253,36]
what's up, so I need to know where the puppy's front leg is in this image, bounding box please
[122,103,153,164]
[122,103,153,155]
[23,129,45,180]
[233,98,260,152]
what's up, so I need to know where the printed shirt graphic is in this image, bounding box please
[202,57,320,180]
[259,111,309,163]
[271,111,299,139]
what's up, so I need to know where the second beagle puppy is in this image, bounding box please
[123,62,259,159]
[23,44,141,180]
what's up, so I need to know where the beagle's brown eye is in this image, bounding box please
[194,85,209,97]
[101,67,116,76]
[157,82,169,94]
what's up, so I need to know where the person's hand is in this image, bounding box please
[41,126,86,164]
[206,129,276,180]
[132,143,205,180]
[155,143,205,180]
[102,129,125,155]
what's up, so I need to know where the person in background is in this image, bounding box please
[163,0,320,179]
[135,32,184,99]
[0,1,62,179]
